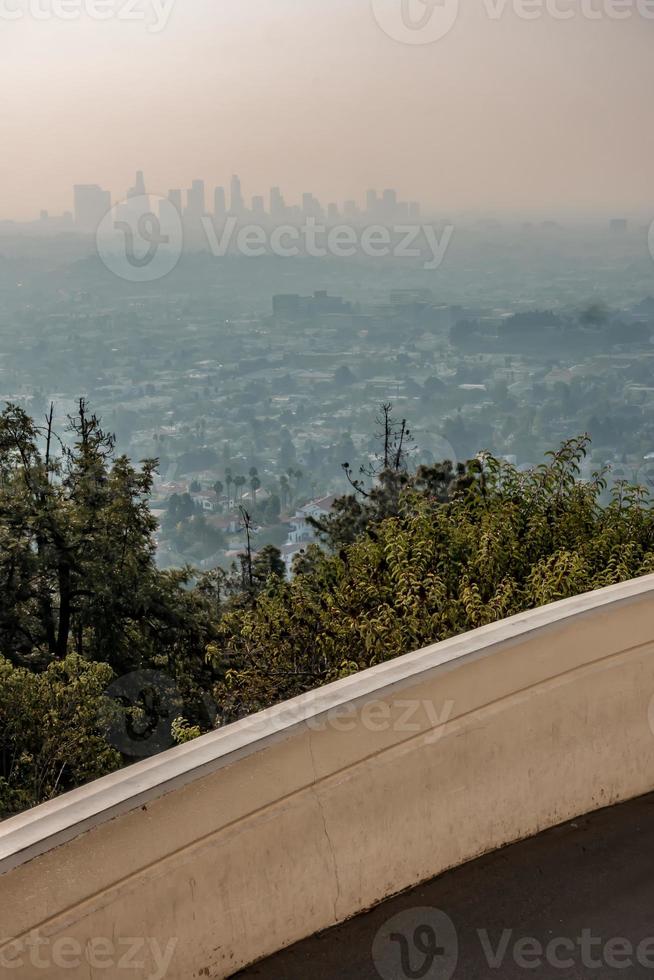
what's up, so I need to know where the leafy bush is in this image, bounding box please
[4,412,654,818]
[212,437,654,718]
[0,655,121,818]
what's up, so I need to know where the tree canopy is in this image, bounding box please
[212,436,654,718]
[3,401,654,818]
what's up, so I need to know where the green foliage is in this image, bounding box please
[0,401,219,687]
[309,462,476,549]
[166,512,226,561]
[0,654,121,818]
[171,717,203,745]
[0,401,224,815]
[212,437,654,719]
[164,492,197,527]
[5,400,654,820]
[223,544,287,609]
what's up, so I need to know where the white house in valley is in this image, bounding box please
[281,494,337,577]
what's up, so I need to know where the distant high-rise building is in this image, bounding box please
[168,189,182,212]
[344,200,358,220]
[73,184,112,232]
[270,186,285,219]
[115,171,149,226]
[186,179,206,217]
[610,218,628,234]
[214,187,227,217]
[408,201,421,222]
[251,195,265,217]
[327,203,339,223]
[230,174,245,215]
[127,171,146,199]
[382,189,398,221]
[302,192,323,220]
[366,189,378,216]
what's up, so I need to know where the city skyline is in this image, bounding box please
[2,5,653,223]
[3,158,652,240]
[4,170,649,237]
[5,171,424,233]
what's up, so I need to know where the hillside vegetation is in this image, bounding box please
[2,403,653,816]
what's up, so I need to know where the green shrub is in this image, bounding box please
[212,438,654,718]
[0,655,121,818]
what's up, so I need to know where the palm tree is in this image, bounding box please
[286,467,298,508]
[225,469,233,509]
[279,475,290,512]
[234,475,247,507]
[249,467,261,508]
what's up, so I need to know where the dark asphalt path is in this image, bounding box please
[234,793,654,979]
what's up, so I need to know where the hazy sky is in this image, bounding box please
[1,0,653,221]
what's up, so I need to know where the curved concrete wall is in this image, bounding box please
[4,576,654,978]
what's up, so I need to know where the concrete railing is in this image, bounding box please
[3,576,654,978]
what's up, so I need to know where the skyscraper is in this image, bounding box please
[251,195,265,217]
[115,171,150,226]
[168,189,183,212]
[186,180,206,217]
[73,184,112,233]
[230,174,245,215]
[382,189,398,221]
[302,192,323,219]
[270,186,285,220]
[214,187,227,218]
[127,171,147,199]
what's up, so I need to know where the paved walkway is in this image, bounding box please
[235,792,654,978]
